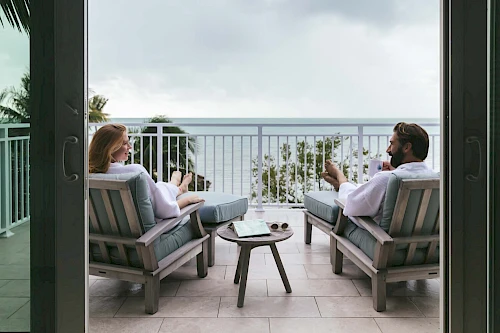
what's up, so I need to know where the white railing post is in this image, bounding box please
[256,125,264,211]
[0,127,13,237]
[357,125,364,184]
[156,124,164,182]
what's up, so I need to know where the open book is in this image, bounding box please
[230,219,271,238]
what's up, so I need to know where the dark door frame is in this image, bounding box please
[443,0,489,332]
[30,0,88,331]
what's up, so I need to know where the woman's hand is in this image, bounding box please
[382,161,395,171]
[188,195,205,204]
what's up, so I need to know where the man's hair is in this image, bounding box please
[393,122,429,160]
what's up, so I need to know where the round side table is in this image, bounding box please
[217,223,294,307]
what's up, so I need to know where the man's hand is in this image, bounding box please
[382,161,395,171]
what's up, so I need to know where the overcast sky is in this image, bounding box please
[1,0,440,119]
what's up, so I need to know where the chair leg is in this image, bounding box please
[197,239,209,278]
[330,236,343,274]
[304,213,312,244]
[144,276,160,314]
[207,229,216,267]
[371,273,387,312]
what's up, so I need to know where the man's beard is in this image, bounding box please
[389,146,405,168]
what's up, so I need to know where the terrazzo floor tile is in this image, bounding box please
[159,318,270,333]
[270,318,382,333]
[225,264,308,280]
[115,296,220,318]
[89,297,127,318]
[353,279,440,298]
[89,280,180,297]
[218,296,320,318]
[0,298,29,319]
[89,318,164,333]
[304,264,368,279]
[267,279,359,296]
[0,280,30,297]
[176,279,267,297]
[375,318,440,333]
[409,297,440,318]
[315,296,424,318]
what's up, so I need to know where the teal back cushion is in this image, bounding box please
[89,172,156,234]
[380,171,440,237]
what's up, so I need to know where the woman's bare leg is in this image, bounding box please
[169,171,182,186]
[177,172,193,196]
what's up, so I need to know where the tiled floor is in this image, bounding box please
[0,210,441,333]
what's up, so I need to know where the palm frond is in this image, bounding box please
[0,0,30,34]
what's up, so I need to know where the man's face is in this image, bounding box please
[387,133,406,168]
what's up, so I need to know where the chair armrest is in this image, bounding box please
[349,216,393,245]
[334,198,346,209]
[136,202,205,247]
[332,198,348,234]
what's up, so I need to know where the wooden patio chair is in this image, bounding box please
[331,174,440,311]
[88,172,210,314]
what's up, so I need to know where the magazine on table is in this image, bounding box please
[229,219,271,238]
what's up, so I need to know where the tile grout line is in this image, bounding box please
[156,318,166,333]
[372,318,384,333]
[407,296,427,318]
[5,298,29,320]
[111,296,128,318]
[216,296,221,318]
[313,296,323,318]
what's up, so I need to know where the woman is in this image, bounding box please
[89,124,204,220]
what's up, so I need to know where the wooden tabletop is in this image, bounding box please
[217,222,293,245]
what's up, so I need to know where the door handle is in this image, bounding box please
[62,136,79,182]
[465,136,481,182]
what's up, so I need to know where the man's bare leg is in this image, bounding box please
[321,171,340,191]
[324,161,348,187]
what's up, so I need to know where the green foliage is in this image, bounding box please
[0,71,30,123]
[88,94,110,123]
[0,72,109,125]
[0,0,30,35]
[132,115,210,190]
[252,136,377,204]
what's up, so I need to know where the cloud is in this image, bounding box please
[89,0,440,119]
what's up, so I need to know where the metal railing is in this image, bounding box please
[0,121,440,236]
[90,121,440,210]
[0,124,30,237]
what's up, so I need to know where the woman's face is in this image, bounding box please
[111,131,132,162]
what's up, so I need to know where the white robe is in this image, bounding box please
[338,162,433,228]
[106,163,181,221]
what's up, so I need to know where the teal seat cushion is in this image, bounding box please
[90,216,194,268]
[304,191,340,224]
[89,172,156,233]
[178,192,248,223]
[343,220,439,267]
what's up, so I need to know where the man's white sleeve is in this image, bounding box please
[340,173,390,218]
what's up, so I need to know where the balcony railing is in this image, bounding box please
[0,121,440,236]
[0,124,30,237]
[92,121,440,210]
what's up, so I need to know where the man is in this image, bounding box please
[321,122,434,225]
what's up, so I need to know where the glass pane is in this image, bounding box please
[0,17,30,333]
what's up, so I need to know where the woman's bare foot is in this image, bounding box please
[178,172,193,194]
[169,171,182,186]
